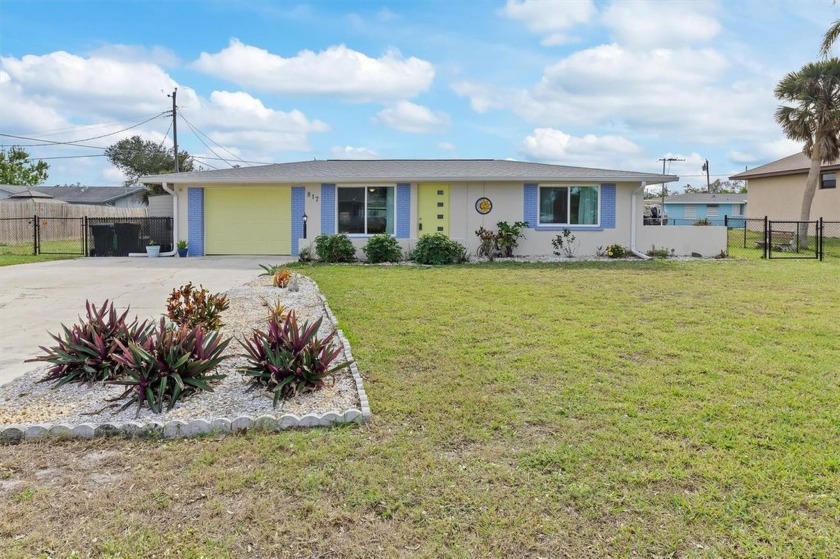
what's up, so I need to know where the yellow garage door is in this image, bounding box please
[204,187,291,255]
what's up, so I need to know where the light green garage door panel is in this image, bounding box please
[205,187,291,255]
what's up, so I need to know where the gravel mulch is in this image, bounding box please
[0,273,362,432]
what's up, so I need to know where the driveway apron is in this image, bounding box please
[0,256,291,385]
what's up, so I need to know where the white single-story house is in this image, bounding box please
[142,159,727,258]
[730,153,839,220]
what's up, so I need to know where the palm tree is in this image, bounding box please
[774,58,840,247]
[822,20,840,58]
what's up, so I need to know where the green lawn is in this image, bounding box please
[0,239,84,266]
[2,260,839,557]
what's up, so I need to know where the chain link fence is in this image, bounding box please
[726,217,838,260]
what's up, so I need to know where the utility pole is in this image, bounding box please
[657,157,684,226]
[702,159,710,192]
[168,88,179,173]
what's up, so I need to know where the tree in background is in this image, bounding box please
[774,58,840,247]
[0,146,49,185]
[104,136,194,198]
[683,180,747,194]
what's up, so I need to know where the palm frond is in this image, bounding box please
[821,20,840,58]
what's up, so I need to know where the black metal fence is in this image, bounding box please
[0,215,172,257]
[87,217,173,256]
[726,216,837,260]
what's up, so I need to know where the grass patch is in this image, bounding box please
[1,260,839,557]
[0,253,81,266]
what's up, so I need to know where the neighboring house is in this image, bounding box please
[662,193,747,225]
[730,153,839,220]
[142,159,726,258]
[32,186,147,208]
[0,186,63,203]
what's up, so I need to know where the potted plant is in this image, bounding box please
[176,239,188,258]
[146,238,160,258]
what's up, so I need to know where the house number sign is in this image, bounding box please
[475,197,492,215]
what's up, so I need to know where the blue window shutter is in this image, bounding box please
[187,187,204,256]
[291,186,305,256]
[601,184,616,229]
[396,183,410,238]
[523,184,538,225]
[321,184,336,234]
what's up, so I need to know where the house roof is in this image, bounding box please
[0,184,50,197]
[141,159,678,185]
[663,193,747,205]
[730,152,840,180]
[3,186,56,200]
[31,186,146,204]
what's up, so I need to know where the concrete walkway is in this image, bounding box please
[0,256,294,385]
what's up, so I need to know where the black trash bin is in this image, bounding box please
[114,223,142,256]
[90,224,115,256]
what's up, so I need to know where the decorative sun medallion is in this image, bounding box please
[475,197,493,215]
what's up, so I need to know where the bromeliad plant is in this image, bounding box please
[273,267,291,288]
[109,318,230,415]
[239,311,353,408]
[29,300,153,387]
[166,282,229,331]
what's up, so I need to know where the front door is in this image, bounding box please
[418,183,450,236]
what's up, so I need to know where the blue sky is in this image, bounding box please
[0,0,836,191]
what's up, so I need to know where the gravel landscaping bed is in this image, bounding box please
[0,273,370,442]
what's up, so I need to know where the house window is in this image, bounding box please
[821,172,836,189]
[732,205,743,216]
[707,204,719,217]
[684,205,697,219]
[337,186,395,235]
[538,186,599,225]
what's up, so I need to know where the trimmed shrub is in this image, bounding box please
[239,311,352,408]
[314,234,356,263]
[363,234,402,263]
[411,233,468,265]
[606,244,628,258]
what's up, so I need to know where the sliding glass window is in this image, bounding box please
[539,186,599,226]
[337,186,395,235]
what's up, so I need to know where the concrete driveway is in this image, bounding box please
[0,256,293,385]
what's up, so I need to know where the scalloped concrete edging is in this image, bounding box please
[0,283,371,444]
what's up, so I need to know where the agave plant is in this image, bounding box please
[28,300,153,387]
[240,311,352,408]
[109,318,231,415]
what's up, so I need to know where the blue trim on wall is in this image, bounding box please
[601,184,616,229]
[523,183,538,226]
[321,184,336,235]
[396,183,411,238]
[187,187,204,256]
[291,186,305,256]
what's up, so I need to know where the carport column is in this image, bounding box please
[187,187,204,256]
[291,186,305,256]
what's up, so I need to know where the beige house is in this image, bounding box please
[730,153,839,220]
[142,159,726,258]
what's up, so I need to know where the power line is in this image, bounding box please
[179,112,249,165]
[178,116,236,168]
[192,157,222,170]
[35,154,107,160]
[13,112,167,138]
[0,112,168,147]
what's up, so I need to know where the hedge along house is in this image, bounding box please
[141,159,725,258]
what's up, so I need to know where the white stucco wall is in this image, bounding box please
[746,174,840,221]
[637,225,727,257]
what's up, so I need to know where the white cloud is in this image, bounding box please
[602,1,721,49]
[438,141,456,152]
[375,101,450,133]
[329,146,379,159]
[500,0,595,45]
[519,127,641,167]
[89,44,180,67]
[455,43,777,144]
[192,39,435,102]
[101,166,128,183]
